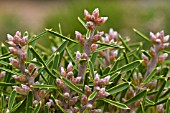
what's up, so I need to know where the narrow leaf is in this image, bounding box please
[78,17,87,29]
[31,84,57,89]
[0,67,22,76]
[57,41,69,53]
[51,95,67,113]
[155,78,166,102]
[33,102,41,113]
[106,82,130,95]
[102,98,129,109]
[8,90,17,110]
[133,28,151,42]
[28,31,47,44]
[61,77,84,94]
[144,67,158,84]
[89,60,95,79]
[165,98,170,113]
[26,91,33,113]
[88,91,97,101]
[125,90,147,105]
[0,82,19,86]
[46,29,78,43]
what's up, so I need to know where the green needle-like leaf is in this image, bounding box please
[89,60,95,79]
[102,98,129,109]
[8,90,17,111]
[88,90,97,101]
[26,91,33,113]
[61,77,84,94]
[33,102,41,113]
[133,28,151,42]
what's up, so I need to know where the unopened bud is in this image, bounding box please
[84,9,91,21]
[63,92,70,100]
[157,104,164,113]
[73,107,80,113]
[39,90,46,98]
[92,8,99,19]
[67,71,73,80]
[86,104,93,109]
[150,47,156,57]
[60,67,66,77]
[81,53,88,59]
[69,96,79,106]
[67,62,73,72]
[95,17,108,26]
[90,109,102,113]
[84,85,92,95]
[56,78,65,88]
[81,94,87,105]
[142,53,149,66]
[103,75,110,85]
[9,58,19,68]
[21,84,30,94]
[20,52,27,61]
[75,31,84,45]
[12,86,25,93]
[7,34,14,41]
[86,21,95,30]
[33,100,39,106]
[76,51,81,62]
[158,53,168,62]
[46,101,52,108]
[97,88,109,98]
[28,63,35,72]
[9,47,18,55]
[90,44,98,51]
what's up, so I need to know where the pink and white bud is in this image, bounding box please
[157,104,164,113]
[75,31,84,45]
[81,94,88,105]
[28,63,35,72]
[76,51,81,61]
[150,47,156,57]
[12,86,25,93]
[56,78,65,89]
[12,75,25,82]
[92,32,104,43]
[9,47,18,55]
[75,77,81,83]
[55,99,63,107]
[160,43,169,50]
[97,88,109,98]
[9,58,19,68]
[158,53,168,62]
[103,75,110,85]
[96,17,108,26]
[52,46,57,52]
[60,67,66,77]
[142,53,149,65]
[20,52,27,61]
[16,31,21,37]
[81,53,88,59]
[39,90,46,98]
[150,32,157,42]
[92,8,99,19]
[90,109,102,113]
[90,44,98,51]
[0,71,6,78]
[84,85,92,95]
[163,35,169,42]
[67,71,73,80]
[86,104,93,109]
[33,100,39,106]
[73,107,80,113]
[94,74,100,85]
[46,101,52,108]
[84,9,91,21]
[67,62,73,72]
[13,35,21,44]
[8,41,16,46]
[94,86,100,91]
[21,84,30,94]
[7,34,14,41]
[69,96,79,106]
[86,21,95,30]
[155,39,161,44]
[63,92,70,99]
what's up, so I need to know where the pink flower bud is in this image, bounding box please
[20,38,27,46]
[33,100,39,106]
[92,32,104,43]
[28,63,35,72]
[155,39,161,44]
[84,9,91,21]
[97,88,109,98]
[46,101,52,108]
[92,8,99,19]
[16,31,21,37]
[86,21,95,30]
[69,96,79,106]
[12,86,25,93]
[158,53,168,62]
[63,92,70,100]
[81,53,88,59]
[39,90,46,98]
[60,67,66,77]
[9,47,18,55]
[8,41,16,46]
[67,62,73,72]
[73,107,80,113]
[9,58,19,68]
[56,78,65,88]
[75,31,84,45]
[81,94,87,105]
[157,104,164,113]
[52,46,57,52]
[163,35,169,42]
[20,52,27,61]
[90,109,102,113]
[76,51,81,62]
[103,75,110,85]
[150,47,156,57]
[150,32,157,42]
[55,99,63,107]
[21,84,30,94]
[7,34,14,41]
[90,44,98,51]
[95,17,108,26]
[66,71,73,80]
[160,43,169,50]
[12,75,25,82]
[84,85,92,95]
[13,35,21,44]
[86,104,93,109]
[142,53,149,66]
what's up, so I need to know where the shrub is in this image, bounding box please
[0,8,170,113]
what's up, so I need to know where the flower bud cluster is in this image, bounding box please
[99,28,119,65]
[84,8,108,28]
[12,85,30,94]
[0,71,6,80]
[76,51,88,62]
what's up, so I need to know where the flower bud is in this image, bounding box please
[103,75,110,85]
[67,71,73,80]
[8,41,16,46]
[160,43,169,50]
[95,17,108,26]
[60,67,66,77]
[86,21,95,30]
[13,35,21,44]
[56,78,65,89]
[86,104,93,110]
[81,94,87,105]
[46,101,52,108]
[75,31,84,45]
[150,47,156,57]
[90,44,98,51]
[20,52,27,61]
[158,53,168,63]
[109,28,118,41]
[150,32,157,42]
[97,88,109,98]
[81,53,88,59]
[63,92,70,100]
[69,96,79,106]
[163,35,169,42]
[9,47,18,55]
[67,62,73,72]
[73,107,80,113]
[157,104,164,113]
[33,100,39,106]
[7,34,14,41]
[21,84,31,94]
[142,53,149,66]
[55,99,63,107]
[90,109,102,113]
[92,31,104,43]
[12,75,25,82]
[28,63,35,72]
[84,85,92,95]
[12,86,25,93]
[39,90,46,98]
[9,58,19,68]
[84,9,91,21]
[92,8,99,19]
[76,51,81,62]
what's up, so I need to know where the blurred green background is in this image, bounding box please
[0,0,170,47]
